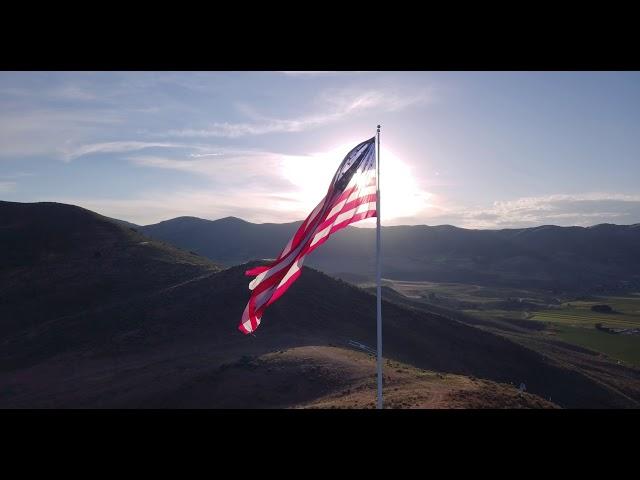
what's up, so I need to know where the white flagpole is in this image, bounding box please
[376,124,383,410]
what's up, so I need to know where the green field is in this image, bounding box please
[380,279,640,368]
[531,297,640,329]
[528,296,640,366]
[554,325,640,367]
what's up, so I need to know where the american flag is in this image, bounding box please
[239,136,377,334]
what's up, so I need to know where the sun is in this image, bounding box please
[279,142,431,224]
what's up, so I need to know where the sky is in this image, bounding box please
[1,71,639,228]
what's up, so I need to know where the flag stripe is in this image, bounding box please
[239,136,377,334]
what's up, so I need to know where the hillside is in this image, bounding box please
[139,216,640,293]
[0,201,219,342]
[157,346,558,409]
[2,201,640,408]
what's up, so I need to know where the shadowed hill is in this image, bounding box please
[141,215,303,267]
[2,256,638,408]
[140,216,640,293]
[2,201,639,408]
[156,346,559,409]
[0,201,220,339]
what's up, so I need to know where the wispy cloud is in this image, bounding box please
[61,141,190,162]
[127,150,294,192]
[168,88,431,138]
[189,152,222,158]
[0,109,123,158]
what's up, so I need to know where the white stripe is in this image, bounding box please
[310,224,331,248]
[241,304,254,332]
[249,271,267,290]
[277,257,304,288]
[304,199,324,228]
[334,201,377,225]
[310,194,376,248]
[326,198,348,220]
[346,184,376,204]
[278,197,323,259]
[326,183,376,219]
[253,284,277,311]
[247,196,333,290]
[279,235,295,260]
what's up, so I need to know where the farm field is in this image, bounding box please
[553,325,640,367]
[529,296,640,366]
[378,279,640,368]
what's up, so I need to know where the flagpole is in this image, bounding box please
[376,124,383,410]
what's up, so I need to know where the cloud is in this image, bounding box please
[189,152,222,158]
[419,193,640,229]
[61,141,190,162]
[168,89,430,138]
[0,109,123,158]
[127,149,286,184]
[125,142,434,225]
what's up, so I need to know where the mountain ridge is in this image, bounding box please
[138,213,640,294]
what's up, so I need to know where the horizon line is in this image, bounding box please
[2,199,640,231]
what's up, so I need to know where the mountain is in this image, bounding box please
[140,216,640,293]
[2,201,639,408]
[141,216,302,266]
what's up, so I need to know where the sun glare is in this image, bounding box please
[280,142,431,224]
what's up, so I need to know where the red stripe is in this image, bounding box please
[246,265,270,276]
[276,200,322,261]
[246,198,327,277]
[304,209,376,256]
[329,209,377,236]
[248,295,259,331]
[317,193,377,233]
[265,268,302,306]
[247,187,376,297]
[332,185,358,205]
[246,191,340,292]
[248,262,292,296]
